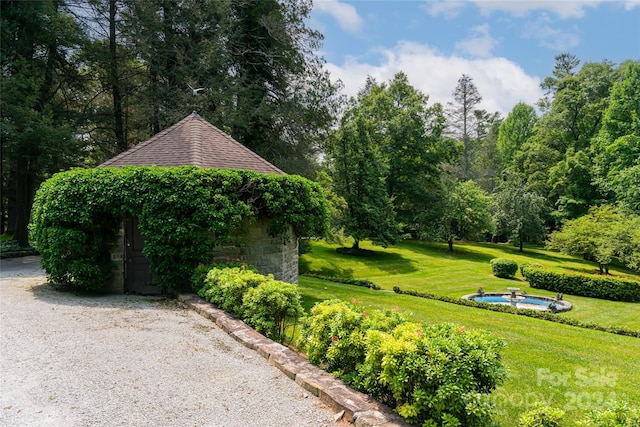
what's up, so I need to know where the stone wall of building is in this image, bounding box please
[211,218,299,284]
[106,217,299,293]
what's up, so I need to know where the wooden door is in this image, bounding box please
[124,215,161,295]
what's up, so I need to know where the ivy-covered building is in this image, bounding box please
[98,113,296,294]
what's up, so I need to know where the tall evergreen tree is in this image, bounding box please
[447,74,483,181]
[1,0,87,245]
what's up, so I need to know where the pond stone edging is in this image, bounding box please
[176,293,410,427]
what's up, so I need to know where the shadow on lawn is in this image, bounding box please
[300,245,418,277]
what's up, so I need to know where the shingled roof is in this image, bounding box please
[99,112,285,175]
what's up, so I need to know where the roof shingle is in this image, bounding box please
[99,113,285,175]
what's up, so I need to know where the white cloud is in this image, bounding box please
[313,0,364,33]
[424,0,608,19]
[423,0,467,18]
[471,0,601,19]
[454,23,498,58]
[523,14,581,51]
[325,41,544,116]
[624,0,640,10]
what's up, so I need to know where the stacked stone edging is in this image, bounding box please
[176,293,410,427]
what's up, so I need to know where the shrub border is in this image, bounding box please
[303,273,381,290]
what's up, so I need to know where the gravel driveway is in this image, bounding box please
[0,256,343,427]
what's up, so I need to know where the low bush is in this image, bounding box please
[490,258,519,278]
[361,323,506,426]
[522,267,640,302]
[201,268,269,316]
[303,273,381,290]
[299,300,406,378]
[299,300,506,426]
[518,401,640,427]
[196,266,304,343]
[191,261,257,294]
[518,403,565,427]
[242,280,304,342]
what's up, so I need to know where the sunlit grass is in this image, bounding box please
[298,240,640,426]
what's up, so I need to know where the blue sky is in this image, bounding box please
[309,0,640,116]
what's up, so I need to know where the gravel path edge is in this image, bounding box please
[176,293,410,427]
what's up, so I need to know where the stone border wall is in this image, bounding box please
[177,293,410,427]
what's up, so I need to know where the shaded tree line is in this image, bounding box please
[1,0,341,246]
[2,0,638,270]
[324,56,640,268]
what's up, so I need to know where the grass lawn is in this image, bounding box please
[298,240,640,425]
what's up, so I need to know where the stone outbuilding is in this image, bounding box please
[99,113,298,294]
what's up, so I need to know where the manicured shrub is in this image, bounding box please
[303,273,381,289]
[518,403,565,427]
[490,258,519,278]
[522,267,640,302]
[299,300,506,426]
[191,262,257,293]
[575,401,640,426]
[299,300,407,379]
[242,280,304,343]
[299,300,367,372]
[197,266,305,343]
[201,268,268,316]
[361,322,506,426]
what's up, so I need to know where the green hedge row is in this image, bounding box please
[31,166,328,291]
[522,267,640,302]
[392,286,640,338]
[299,300,506,426]
[303,273,381,290]
[194,266,303,343]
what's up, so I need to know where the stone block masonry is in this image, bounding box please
[211,217,299,284]
[106,216,299,294]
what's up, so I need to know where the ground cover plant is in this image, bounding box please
[298,240,640,426]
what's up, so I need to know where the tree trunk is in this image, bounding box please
[519,237,523,252]
[109,0,126,153]
[448,238,454,252]
[12,158,35,247]
[352,240,360,250]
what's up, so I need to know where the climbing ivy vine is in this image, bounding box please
[31,166,328,290]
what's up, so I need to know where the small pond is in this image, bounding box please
[462,288,572,312]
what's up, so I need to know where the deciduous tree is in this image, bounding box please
[326,110,399,249]
[436,180,494,252]
[494,172,547,252]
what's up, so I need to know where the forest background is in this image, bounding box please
[1,0,639,270]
